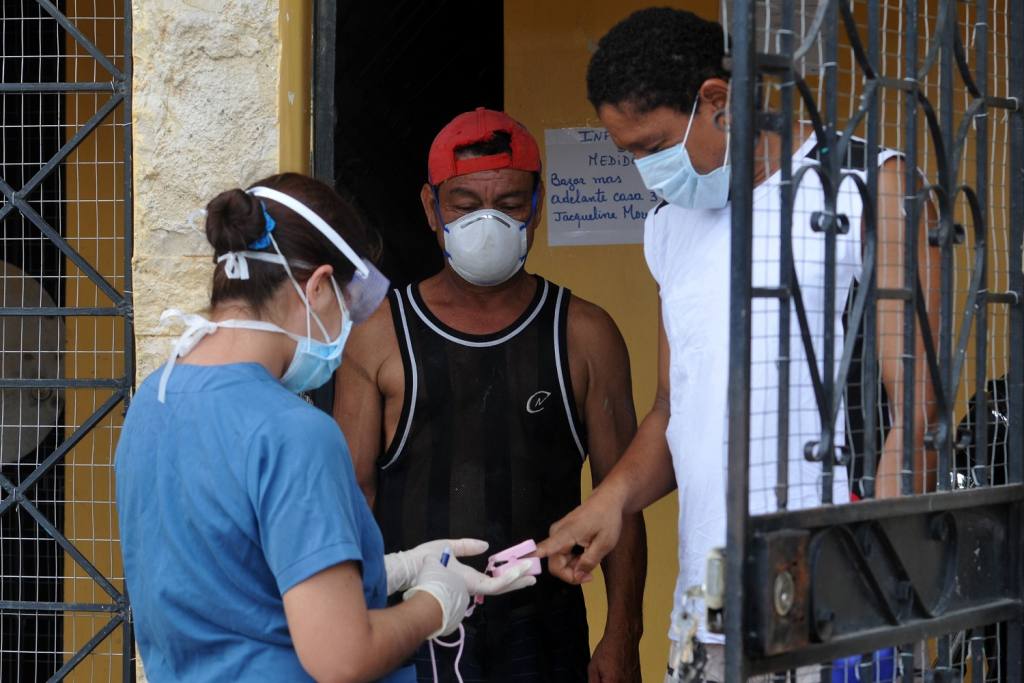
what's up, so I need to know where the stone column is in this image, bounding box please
[131,0,282,379]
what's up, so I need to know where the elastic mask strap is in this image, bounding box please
[271,233,349,342]
[269,233,324,341]
[682,95,700,148]
[723,86,732,168]
[327,277,350,337]
[525,184,540,226]
[432,187,447,234]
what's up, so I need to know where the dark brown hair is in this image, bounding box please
[204,173,376,311]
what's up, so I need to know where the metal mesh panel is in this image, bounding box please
[723,0,1023,679]
[0,1,132,681]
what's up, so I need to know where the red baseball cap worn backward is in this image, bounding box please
[428,107,542,186]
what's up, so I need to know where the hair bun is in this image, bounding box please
[204,188,267,254]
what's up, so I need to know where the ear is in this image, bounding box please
[698,78,730,113]
[420,183,441,233]
[304,264,336,311]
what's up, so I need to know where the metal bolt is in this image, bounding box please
[953,223,966,244]
[803,440,821,462]
[836,214,851,234]
[773,570,796,616]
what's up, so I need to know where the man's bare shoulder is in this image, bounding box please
[563,291,632,409]
[344,296,399,375]
[566,292,625,346]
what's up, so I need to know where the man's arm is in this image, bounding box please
[874,159,941,496]
[569,299,646,683]
[538,300,676,585]
[334,303,393,506]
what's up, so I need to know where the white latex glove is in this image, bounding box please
[448,556,537,596]
[384,538,488,595]
[403,562,470,638]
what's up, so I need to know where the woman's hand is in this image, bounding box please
[384,538,488,595]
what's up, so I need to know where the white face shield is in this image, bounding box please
[214,185,389,323]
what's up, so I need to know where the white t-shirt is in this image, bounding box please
[644,135,899,643]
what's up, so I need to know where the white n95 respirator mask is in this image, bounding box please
[442,208,528,287]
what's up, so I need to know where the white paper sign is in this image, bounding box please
[543,127,659,246]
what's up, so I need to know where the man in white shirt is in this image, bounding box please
[537,7,938,682]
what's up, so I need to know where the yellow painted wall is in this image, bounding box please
[61,1,129,679]
[505,2,718,680]
[279,0,312,174]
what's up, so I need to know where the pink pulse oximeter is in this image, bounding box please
[487,539,543,578]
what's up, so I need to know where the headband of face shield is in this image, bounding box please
[215,185,389,324]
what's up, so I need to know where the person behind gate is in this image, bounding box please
[334,108,647,683]
[115,173,537,683]
[536,8,939,683]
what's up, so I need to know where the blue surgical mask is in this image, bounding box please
[278,277,352,393]
[634,97,731,210]
[156,276,352,402]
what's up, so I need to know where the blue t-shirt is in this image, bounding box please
[116,363,414,682]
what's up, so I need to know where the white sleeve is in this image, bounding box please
[643,207,664,287]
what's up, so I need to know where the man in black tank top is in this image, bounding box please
[335,109,646,683]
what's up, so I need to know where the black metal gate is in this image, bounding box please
[0,1,133,681]
[725,0,1023,680]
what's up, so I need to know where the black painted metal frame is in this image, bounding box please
[726,0,1024,679]
[312,0,336,186]
[0,2,134,680]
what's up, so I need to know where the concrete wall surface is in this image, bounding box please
[131,0,281,379]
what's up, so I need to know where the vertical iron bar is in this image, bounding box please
[901,0,920,497]
[900,643,915,683]
[725,0,757,678]
[936,0,955,497]
[122,3,136,678]
[971,0,990,489]
[857,653,874,682]
[122,0,135,402]
[1007,0,1024,490]
[312,0,336,184]
[1005,1,1024,679]
[819,0,840,505]
[935,2,958,671]
[860,0,883,502]
[968,629,984,683]
[774,0,796,512]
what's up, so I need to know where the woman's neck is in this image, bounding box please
[178,304,293,379]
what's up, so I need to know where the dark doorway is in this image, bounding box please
[318,0,504,287]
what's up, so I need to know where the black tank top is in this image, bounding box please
[376,275,590,682]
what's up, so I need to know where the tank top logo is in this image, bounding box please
[526,390,552,414]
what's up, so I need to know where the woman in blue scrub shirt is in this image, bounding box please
[115,174,535,683]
